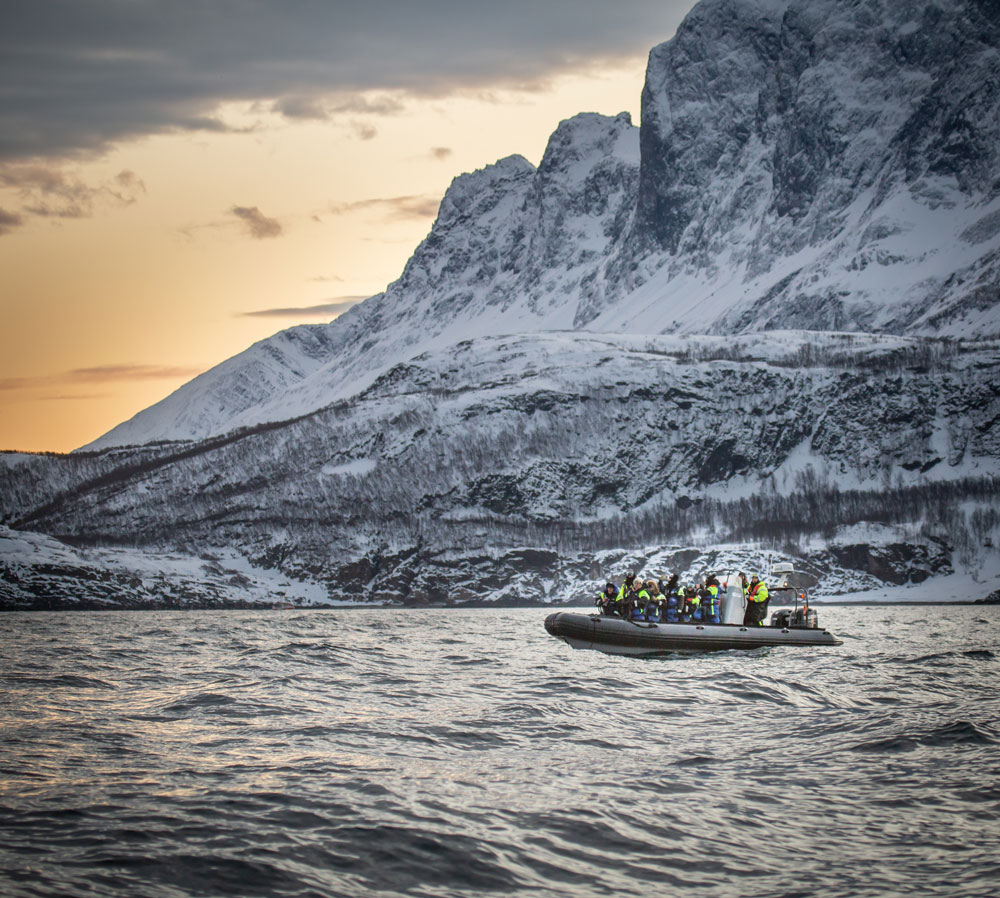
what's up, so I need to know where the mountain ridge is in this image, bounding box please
[4,0,999,608]
[84,0,1000,452]
[5,330,999,607]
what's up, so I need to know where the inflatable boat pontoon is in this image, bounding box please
[545,566,842,655]
[544,611,842,656]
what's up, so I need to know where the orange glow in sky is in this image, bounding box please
[0,0,697,454]
[2,65,654,452]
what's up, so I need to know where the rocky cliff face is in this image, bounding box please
[84,0,1000,452]
[600,0,1000,334]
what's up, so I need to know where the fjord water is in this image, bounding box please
[2,605,998,898]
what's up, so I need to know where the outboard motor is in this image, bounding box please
[771,608,792,628]
[791,606,819,628]
[772,602,821,629]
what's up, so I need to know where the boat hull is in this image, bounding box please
[544,611,842,656]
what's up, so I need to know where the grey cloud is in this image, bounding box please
[271,93,407,124]
[328,194,441,221]
[0,0,692,161]
[109,169,146,201]
[328,96,406,117]
[231,205,283,239]
[1,164,94,218]
[240,297,365,318]
[0,206,25,235]
[351,121,379,141]
[0,163,145,218]
[0,364,204,391]
[272,95,330,120]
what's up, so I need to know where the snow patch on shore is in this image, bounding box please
[0,526,335,608]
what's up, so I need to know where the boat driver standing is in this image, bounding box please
[743,574,770,626]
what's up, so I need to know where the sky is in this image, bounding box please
[0,0,695,453]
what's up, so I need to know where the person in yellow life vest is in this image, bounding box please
[627,578,650,620]
[595,581,618,616]
[616,571,636,604]
[703,576,720,622]
[678,585,699,620]
[743,574,770,626]
[645,579,661,620]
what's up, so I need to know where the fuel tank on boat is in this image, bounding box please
[544,612,843,656]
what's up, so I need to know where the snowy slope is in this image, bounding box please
[6,330,999,607]
[86,324,346,449]
[604,0,1000,336]
[82,0,1000,451]
[86,113,640,450]
[0,525,332,609]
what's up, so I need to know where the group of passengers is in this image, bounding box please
[595,571,770,626]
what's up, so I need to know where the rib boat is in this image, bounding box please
[545,567,842,655]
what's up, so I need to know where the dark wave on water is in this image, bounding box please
[2,604,999,898]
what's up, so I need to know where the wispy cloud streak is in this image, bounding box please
[239,298,366,318]
[230,205,283,239]
[328,194,440,221]
[0,364,204,392]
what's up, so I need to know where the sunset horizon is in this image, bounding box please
[1,1,690,453]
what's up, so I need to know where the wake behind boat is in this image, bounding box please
[545,561,843,655]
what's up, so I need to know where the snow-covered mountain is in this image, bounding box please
[4,0,1000,608]
[84,0,1000,452]
[4,331,1000,607]
[88,113,641,449]
[604,0,1000,336]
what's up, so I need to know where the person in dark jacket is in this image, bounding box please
[596,581,618,616]
[624,577,650,620]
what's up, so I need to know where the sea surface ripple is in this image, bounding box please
[2,605,999,898]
